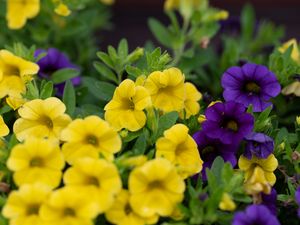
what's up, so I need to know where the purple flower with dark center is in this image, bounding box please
[232,204,280,225]
[202,101,254,145]
[261,188,277,215]
[221,63,281,112]
[244,132,274,159]
[193,131,238,180]
[296,186,300,218]
[35,48,81,96]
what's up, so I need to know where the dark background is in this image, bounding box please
[101,0,300,48]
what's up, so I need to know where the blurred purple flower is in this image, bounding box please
[202,101,254,145]
[35,48,81,96]
[221,63,281,112]
[296,186,300,218]
[244,132,274,159]
[232,204,280,225]
[261,188,277,215]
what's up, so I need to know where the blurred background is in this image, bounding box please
[101,0,300,48]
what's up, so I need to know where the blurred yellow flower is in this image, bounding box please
[197,114,206,124]
[100,0,115,5]
[144,68,185,113]
[105,79,152,132]
[164,0,202,11]
[13,97,71,142]
[61,115,121,164]
[296,116,300,125]
[105,189,158,225]
[6,0,40,29]
[179,82,202,119]
[2,183,51,225]
[164,0,180,11]
[0,116,9,137]
[129,158,185,218]
[40,186,99,225]
[7,138,65,188]
[54,3,71,17]
[156,124,203,179]
[0,50,39,104]
[278,39,300,63]
[281,81,300,97]
[219,193,236,211]
[64,158,122,212]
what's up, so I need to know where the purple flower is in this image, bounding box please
[244,132,274,159]
[232,204,280,225]
[35,48,81,96]
[296,186,300,218]
[202,101,254,145]
[261,188,277,215]
[193,131,238,180]
[221,63,281,112]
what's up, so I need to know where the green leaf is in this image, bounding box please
[156,111,179,139]
[93,61,118,83]
[63,80,76,117]
[148,18,173,48]
[82,77,116,101]
[133,133,147,155]
[125,65,143,78]
[0,105,12,115]
[118,39,129,60]
[241,4,255,41]
[40,81,53,99]
[96,52,114,69]
[51,68,80,84]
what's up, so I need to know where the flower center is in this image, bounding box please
[123,98,135,110]
[30,157,44,167]
[4,64,20,76]
[86,176,100,187]
[63,207,76,217]
[245,82,260,94]
[26,204,40,215]
[40,116,53,129]
[148,180,163,189]
[202,146,215,156]
[124,203,132,215]
[221,119,239,132]
[86,135,98,146]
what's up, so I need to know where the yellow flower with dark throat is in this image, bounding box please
[156,124,203,179]
[105,79,152,132]
[7,138,65,188]
[2,183,51,225]
[64,158,122,213]
[128,158,185,218]
[144,68,185,113]
[61,115,121,164]
[13,97,72,142]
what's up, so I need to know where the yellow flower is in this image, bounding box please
[13,97,71,142]
[7,138,65,188]
[54,3,71,17]
[105,189,159,225]
[6,94,27,110]
[219,193,236,211]
[63,158,122,212]
[104,79,152,132]
[296,116,300,125]
[100,0,115,5]
[2,183,51,225]
[129,158,185,218]
[156,124,203,179]
[170,206,184,221]
[197,114,206,124]
[135,75,147,86]
[179,82,202,119]
[238,155,278,194]
[6,0,40,29]
[40,186,99,225]
[0,116,9,137]
[0,50,39,102]
[278,39,300,63]
[61,115,121,164]
[281,81,300,97]
[144,68,185,113]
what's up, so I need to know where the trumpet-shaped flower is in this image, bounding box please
[40,186,100,225]
[278,39,300,63]
[0,115,9,137]
[6,0,40,29]
[129,158,185,218]
[156,124,203,179]
[104,79,151,131]
[61,115,121,164]
[144,68,185,113]
[7,138,65,188]
[13,97,72,142]
[63,158,122,212]
[2,183,52,225]
[105,190,158,225]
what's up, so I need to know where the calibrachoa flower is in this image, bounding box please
[144,67,185,113]
[179,82,202,119]
[238,154,278,195]
[0,115,9,137]
[2,183,52,225]
[61,115,121,164]
[40,186,99,225]
[244,132,274,159]
[105,189,158,225]
[202,101,254,145]
[193,131,238,179]
[221,63,281,112]
[296,187,300,218]
[7,138,65,188]
[261,188,277,215]
[6,0,40,29]
[35,48,81,96]
[104,79,152,131]
[156,124,203,179]
[13,97,72,142]
[63,158,122,212]
[232,204,280,225]
[129,158,185,218]
[0,50,39,109]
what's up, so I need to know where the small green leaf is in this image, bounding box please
[63,80,76,117]
[148,18,173,48]
[133,133,147,155]
[51,68,80,84]
[156,111,179,139]
[125,65,143,78]
[40,81,53,99]
[93,61,118,83]
[96,52,114,69]
[118,39,129,60]
[241,4,255,41]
